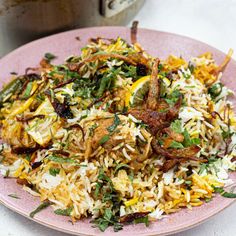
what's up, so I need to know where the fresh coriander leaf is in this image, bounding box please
[185,180,192,185]
[221,192,236,198]
[207,155,218,164]
[165,89,182,106]
[8,194,20,199]
[30,201,52,218]
[113,222,123,232]
[47,155,75,164]
[107,114,121,133]
[212,186,224,194]
[213,186,236,198]
[221,127,233,140]
[97,68,120,97]
[49,168,60,176]
[99,135,110,145]
[134,216,149,227]
[205,198,212,203]
[44,52,56,61]
[95,182,102,198]
[183,129,200,147]
[114,164,131,174]
[169,141,184,149]
[191,138,201,145]
[25,154,31,162]
[188,62,195,73]
[104,208,113,220]
[54,207,73,216]
[199,163,207,175]
[89,123,98,136]
[128,170,134,183]
[183,129,192,146]
[170,119,182,133]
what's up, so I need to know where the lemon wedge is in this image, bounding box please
[125,75,171,107]
[125,75,150,107]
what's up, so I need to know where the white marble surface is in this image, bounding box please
[0,0,236,235]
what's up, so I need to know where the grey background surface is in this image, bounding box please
[0,0,236,235]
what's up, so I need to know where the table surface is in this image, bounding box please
[0,0,236,235]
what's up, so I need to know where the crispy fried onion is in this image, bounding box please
[214,48,233,76]
[163,127,184,142]
[131,21,139,45]
[151,139,205,172]
[146,58,160,110]
[129,96,182,135]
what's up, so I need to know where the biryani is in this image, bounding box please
[0,26,236,232]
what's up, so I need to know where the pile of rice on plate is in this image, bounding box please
[0,28,236,232]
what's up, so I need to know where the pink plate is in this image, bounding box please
[0,27,235,236]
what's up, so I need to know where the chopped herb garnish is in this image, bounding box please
[99,135,110,145]
[221,126,233,140]
[44,52,57,62]
[97,68,120,97]
[199,163,207,175]
[114,163,131,174]
[170,119,182,133]
[107,114,121,133]
[183,129,200,147]
[47,155,75,164]
[188,62,195,73]
[25,154,31,162]
[164,89,182,106]
[169,141,184,149]
[8,194,20,199]
[49,168,60,176]
[93,169,122,232]
[191,138,201,145]
[29,201,52,218]
[89,123,98,137]
[207,155,218,164]
[47,155,87,166]
[185,180,192,185]
[221,192,236,198]
[205,198,212,203]
[213,186,236,198]
[128,170,134,183]
[134,216,149,227]
[92,208,123,232]
[54,207,73,216]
